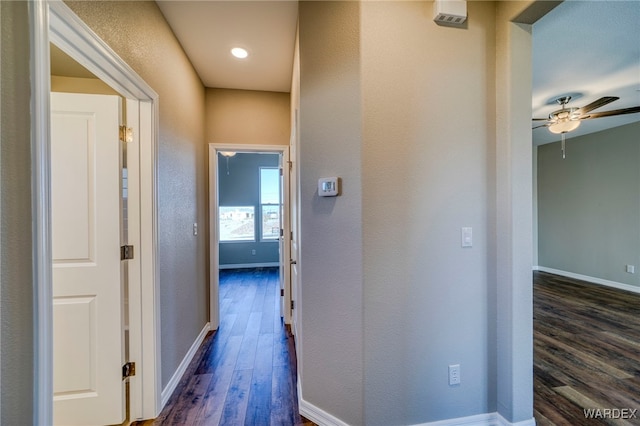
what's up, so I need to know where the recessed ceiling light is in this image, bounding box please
[231,47,248,59]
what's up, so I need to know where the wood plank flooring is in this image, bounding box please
[133,268,314,426]
[534,271,640,425]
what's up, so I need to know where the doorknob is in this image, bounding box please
[290,259,297,265]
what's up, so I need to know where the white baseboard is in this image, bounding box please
[495,413,536,426]
[536,266,640,295]
[413,412,497,426]
[219,262,279,270]
[160,322,210,408]
[413,412,535,426]
[297,376,349,426]
[297,385,535,426]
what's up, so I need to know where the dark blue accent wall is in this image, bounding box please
[218,152,280,266]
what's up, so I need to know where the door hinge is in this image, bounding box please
[121,245,134,260]
[119,126,133,143]
[279,167,283,176]
[288,160,293,171]
[290,231,293,241]
[280,289,284,297]
[280,228,284,237]
[291,300,295,310]
[122,362,136,379]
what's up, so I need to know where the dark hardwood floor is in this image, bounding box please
[133,267,314,426]
[534,271,640,425]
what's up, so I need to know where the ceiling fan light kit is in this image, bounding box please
[548,118,580,134]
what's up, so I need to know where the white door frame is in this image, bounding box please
[31,1,161,424]
[208,144,291,330]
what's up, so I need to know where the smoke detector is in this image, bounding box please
[433,0,467,27]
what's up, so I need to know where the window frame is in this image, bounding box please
[259,167,281,242]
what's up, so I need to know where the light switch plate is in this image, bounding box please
[461,227,472,247]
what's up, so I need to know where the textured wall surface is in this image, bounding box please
[297,1,537,424]
[298,2,364,424]
[65,0,208,389]
[361,2,495,423]
[206,88,290,146]
[538,122,640,286]
[1,2,34,424]
[51,75,119,95]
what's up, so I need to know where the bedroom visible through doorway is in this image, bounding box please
[208,144,291,331]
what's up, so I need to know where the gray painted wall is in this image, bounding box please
[1,2,35,424]
[538,121,640,286]
[218,153,280,266]
[298,1,537,424]
[361,2,494,423]
[299,2,365,424]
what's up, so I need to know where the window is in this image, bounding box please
[260,167,280,240]
[219,206,255,242]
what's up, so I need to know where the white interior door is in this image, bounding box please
[51,92,125,425]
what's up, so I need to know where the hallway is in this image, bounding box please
[136,268,313,425]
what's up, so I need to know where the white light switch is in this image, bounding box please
[318,177,339,197]
[461,227,472,247]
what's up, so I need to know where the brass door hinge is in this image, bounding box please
[122,362,135,379]
[119,126,133,143]
[121,245,134,260]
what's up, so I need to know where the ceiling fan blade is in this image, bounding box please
[583,106,640,119]
[532,123,550,130]
[576,96,619,115]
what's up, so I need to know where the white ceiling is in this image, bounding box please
[156,0,298,93]
[532,1,640,145]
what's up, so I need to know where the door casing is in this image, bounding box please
[208,144,291,329]
[31,1,161,424]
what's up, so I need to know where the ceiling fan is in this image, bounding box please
[532,96,640,158]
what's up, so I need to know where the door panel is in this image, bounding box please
[51,92,125,426]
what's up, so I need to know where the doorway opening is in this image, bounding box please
[208,144,291,331]
[32,2,160,424]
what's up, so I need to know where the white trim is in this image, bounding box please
[209,144,291,331]
[412,412,535,426]
[413,413,497,426]
[219,262,280,270]
[48,2,155,101]
[30,2,53,425]
[495,413,536,426]
[297,378,349,426]
[536,266,640,295]
[33,1,161,422]
[296,402,536,426]
[160,323,210,408]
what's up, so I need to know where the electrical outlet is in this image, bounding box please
[449,364,461,386]
[251,249,256,255]
[626,265,635,274]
